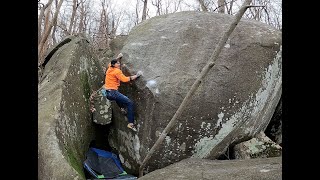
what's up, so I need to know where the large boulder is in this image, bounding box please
[38,35,106,179]
[138,157,282,180]
[108,11,282,174]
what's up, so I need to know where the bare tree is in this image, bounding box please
[218,0,225,13]
[151,0,162,16]
[135,0,141,24]
[78,0,86,34]
[194,0,281,29]
[226,0,236,14]
[110,11,123,39]
[37,0,281,66]
[94,0,122,49]
[38,0,54,45]
[119,10,137,35]
[96,0,109,49]
[172,0,183,13]
[198,0,220,12]
[72,11,79,34]
[38,0,64,64]
[68,0,78,34]
[257,0,281,29]
[242,0,281,29]
[142,0,148,21]
[198,0,208,11]
[52,0,60,45]
[150,0,181,15]
[54,6,70,38]
[39,1,53,63]
[82,0,93,33]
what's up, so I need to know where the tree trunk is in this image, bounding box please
[38,0,54,45]
[51,0,59,45]
[138,0,254,177]
[38,2,52,64]
[135,0,140,24]
[97,0,109,49]
[226,0,235,15]
[38,0,64,64]
[68,0,78,34]
[142,0,148,21]
[72,13,78,34]
[218,0,225,13]
[78,0,85,34]
[52,22,57,45]
[198,0,208,12]
[151,0,162,16]
[172,0,182,13]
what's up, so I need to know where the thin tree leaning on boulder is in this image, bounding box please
[90,53,143,131]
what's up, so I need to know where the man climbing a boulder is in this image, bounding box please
[104,58,142,131]
[90,53,142,131]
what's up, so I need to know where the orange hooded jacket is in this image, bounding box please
[104,63,130,90]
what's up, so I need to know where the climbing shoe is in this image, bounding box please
[127,123,137,132]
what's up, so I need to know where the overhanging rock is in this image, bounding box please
[108,11,282,174]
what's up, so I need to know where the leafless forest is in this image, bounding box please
[38,0,282,65]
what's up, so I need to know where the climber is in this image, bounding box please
[104,58,142,131]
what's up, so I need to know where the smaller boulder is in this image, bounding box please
[90,88,112,125]
[233,132,282,159]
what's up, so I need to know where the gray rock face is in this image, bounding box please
[38,35,105,179]
[138,157,282,180]
[266,98,282,145]
[91,88,112,125]
[108,11,282,174]
[233,132,282,159]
